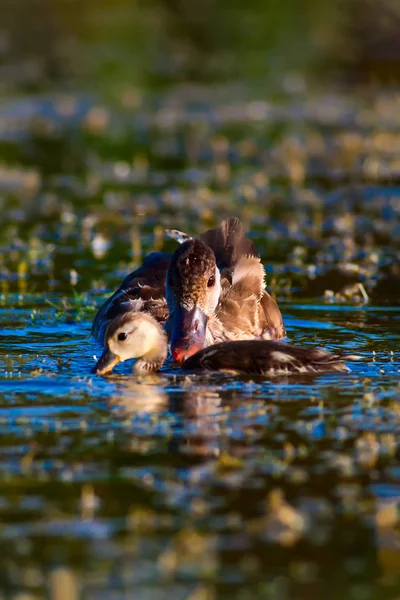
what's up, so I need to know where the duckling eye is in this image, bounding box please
[118,332,128,342]
[207,275,215,287]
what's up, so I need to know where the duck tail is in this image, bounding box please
[257,344,349,375]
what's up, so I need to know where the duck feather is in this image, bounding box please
[183,340,349,375]
[92,251,171,345]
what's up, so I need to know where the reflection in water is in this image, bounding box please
[2,362,398,597]
[108,376,169,416]
[109,378,225,457]
[177,388,224,458]
[49,567,79,600]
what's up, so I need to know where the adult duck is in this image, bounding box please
[165,217,285,362]
[93,311,346,376]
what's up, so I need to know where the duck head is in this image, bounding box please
[94,312,167,375]
[166,238,221,363]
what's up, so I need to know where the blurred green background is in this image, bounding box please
[2,0,400,96]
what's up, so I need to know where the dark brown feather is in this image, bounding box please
[200,217,259,273]
[92,252,171,345]
[182,340,349,375]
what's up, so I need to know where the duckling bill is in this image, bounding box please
[94,347,121,375]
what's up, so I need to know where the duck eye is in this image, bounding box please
[118,332,128,342]
[207,275,215,287]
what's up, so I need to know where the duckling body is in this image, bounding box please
[182,340,349,375]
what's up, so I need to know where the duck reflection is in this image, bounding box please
[109,375,272,460]
[173,387,224,457]
[109,376,225,457]
[107,375,168,416]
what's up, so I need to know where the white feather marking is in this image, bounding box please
[119,298,144,312]
[344,354,364,361]
[271,351,296,364]
[203,348,218,358]
[165,229,192,244]
[266,365,310,375]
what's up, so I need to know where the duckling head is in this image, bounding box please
[94,312,168,375]
[166,238,221,363]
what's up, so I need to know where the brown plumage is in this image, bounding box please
[92,252,170,346]
[208,254,285,344]
[182,340,349,375]
[200,216,258,273]
[92,218,285,365]
[167,239,217,314]
[213,218,285,341]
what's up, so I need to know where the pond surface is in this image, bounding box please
[1,89,400,599]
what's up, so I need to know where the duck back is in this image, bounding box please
[92,252,171,345]
[183,340,348,375]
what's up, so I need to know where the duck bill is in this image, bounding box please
[94,348,120,375]
[170,305,208,363]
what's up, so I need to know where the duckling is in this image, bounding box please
[166,217,285,362]
[94,312,168,375]
[93,312,348,376]
[182,339,349,375]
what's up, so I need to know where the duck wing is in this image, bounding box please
[209,253,285,342]
[92,252,171,344]
[259,291,286,340]
[209,278,264,344]
[183,340,349,375]
[200,217,259,272]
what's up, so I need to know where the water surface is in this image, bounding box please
[1,90,400,599]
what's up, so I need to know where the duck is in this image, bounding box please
[93,311,347,376]
[165,217,285,362]
[182,339,349,375]
[94,312,168,375]
[92,218,285,364]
